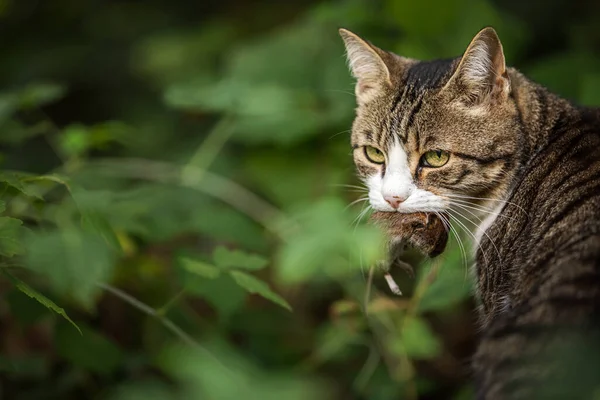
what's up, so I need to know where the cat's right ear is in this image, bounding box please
[339,29,394,103]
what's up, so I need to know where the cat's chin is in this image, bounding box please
[369,211,449,258]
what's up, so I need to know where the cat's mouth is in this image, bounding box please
[369,211,450,258]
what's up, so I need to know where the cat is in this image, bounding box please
[339,26,600,399]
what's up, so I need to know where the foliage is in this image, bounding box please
[0,0,598,399]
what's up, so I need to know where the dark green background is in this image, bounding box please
[0,0,598,399]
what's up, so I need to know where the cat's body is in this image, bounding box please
[339,27,600,399]
[474,94,600,399]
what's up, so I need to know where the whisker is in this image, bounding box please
[353,204,372,232]
[331,183,368,190]
[446,209,495,292]
[330,183,369,194]
[345,197,369,210]
[445,194,530,218]
[446,209,489,266]
[447,199,518,223]
[451,203,503,263]
[436,212,468,280]
[329,129,352,140]
[323,88,357,97]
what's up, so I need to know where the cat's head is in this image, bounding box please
[340,27,522,216]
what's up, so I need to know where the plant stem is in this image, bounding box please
[96,281,230,372]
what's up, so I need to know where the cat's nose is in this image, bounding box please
[384,195,406,209]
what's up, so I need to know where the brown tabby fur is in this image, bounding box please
[340,27,600,399]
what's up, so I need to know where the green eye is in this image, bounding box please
[364,146,385,164]
[422,150,450,167]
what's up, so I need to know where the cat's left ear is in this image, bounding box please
[444,27,510,104]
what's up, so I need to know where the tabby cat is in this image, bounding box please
[339,27,600,399]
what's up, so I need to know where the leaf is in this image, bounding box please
[81,211,123,252]
[183,273,246,320]
[398,316,441,360]
[229,270,291,311]
[55,322,122,375]
[110,381,177,400]
[70,184,267,251]
[0,82,66,123]
[24,229,116,308]
[18,82,66,109]
[0,216,24,257]
[163,22,355,146]
[179,256,221,279]
[0,172,44,200]
[59,124,90,157]
[160,343,330,400]
[212,246,268,271]
[276,198,384,283]
[313,323,361,363]
[1,269,80,333]
[131,23,236,85]
[417,246,472,313]
[23,173,71,190]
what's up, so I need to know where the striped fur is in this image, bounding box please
[340,27,600,398]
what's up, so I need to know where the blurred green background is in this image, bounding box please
[0,0,599,399]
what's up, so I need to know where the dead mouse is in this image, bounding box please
[370,212,450,295]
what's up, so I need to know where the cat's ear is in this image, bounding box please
[444,27,510,104]
[339,29,394,103]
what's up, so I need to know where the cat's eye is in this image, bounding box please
[364,146,385,164]
[421,150,450,168]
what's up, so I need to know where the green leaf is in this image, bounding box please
[0,216,24,257]
[160,343,330,400]
[60,124,90,157]
[81,211,123,252]
[24,229,116,308]
[0,82,66,123]
[313,323,361,363]
[18,83,66,109]
[1,269,80,333]
[180,256,221,279]
[0,172,44,200]
[70,184,267,251]
[213,246,268,271]
[109,381,177,400]
[55,322,122,375]
[417,246,472,313]
[183,273,246,320]
[276,198,384,283]
[398,316,441,360]
[163,22,354,146]
[229,270,291,311]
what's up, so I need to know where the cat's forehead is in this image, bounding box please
[401,58,457,92]
[353,58,458,148]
